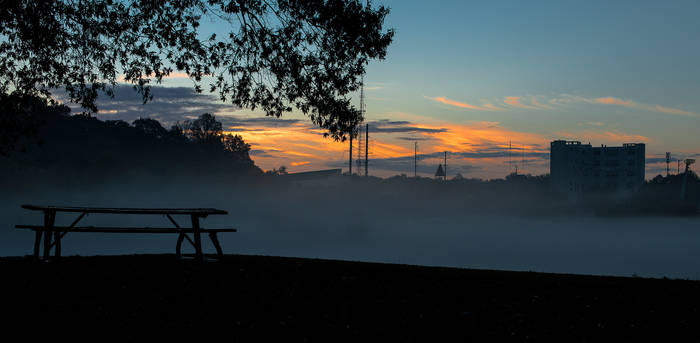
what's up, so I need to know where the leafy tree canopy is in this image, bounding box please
[0,0,394,142]
[175,112,223,142]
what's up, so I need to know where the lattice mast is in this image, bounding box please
[356,79,366,175]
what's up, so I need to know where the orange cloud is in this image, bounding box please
[504,96,538,110]
[423,122,548,155]
[654,105,692,116]
[224,115,556,178]
[595,97,635,106]
[554,94,696,117]
[428,96,501,111]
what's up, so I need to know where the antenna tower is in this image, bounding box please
[356,80,366,175]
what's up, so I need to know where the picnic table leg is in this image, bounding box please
[175,233,184,258]
[208,232,224,261]
[42,210,55,260]
[54,230,61,257]
[191,215,203,262]
[33,229,42,259]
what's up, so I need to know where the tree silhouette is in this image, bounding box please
[0,0,394,152]
[133,118,168,139]
[0,93,70,154]
[175,113,223,143]
[221,133,251,160]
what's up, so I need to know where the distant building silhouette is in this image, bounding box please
[550,140,645,194]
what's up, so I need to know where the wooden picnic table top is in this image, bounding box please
[21,205,228,216]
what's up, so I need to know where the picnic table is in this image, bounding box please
[15,205,237,262]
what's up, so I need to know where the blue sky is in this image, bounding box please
[98,0,700,178]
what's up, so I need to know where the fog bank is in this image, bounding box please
[3,174,700,280]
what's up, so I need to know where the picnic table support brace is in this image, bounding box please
[169,214,195,258]
[175,232,196,257]
[50,212,87,249]
[208,232,224,260]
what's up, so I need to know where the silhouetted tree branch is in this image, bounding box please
[0,0,394,152]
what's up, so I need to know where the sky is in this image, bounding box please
[91,0,700,179]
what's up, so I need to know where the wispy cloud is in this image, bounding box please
[367,119,448,133]
[505,96,533,109]
[578,122,606,127]
[594,96,634,106]
[654,105,693,116]
[427,96,503,111]
[552,94,695,117]
[429,95,557,112]
[530,98,553,110]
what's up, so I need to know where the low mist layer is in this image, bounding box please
[3,171,700,280]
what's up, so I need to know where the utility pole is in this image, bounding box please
[414,142,418,177]
[349,133,353,175]
[678,160,681,174]
[509,140,512,174]
[521,144,525,174]
[365,123,368,177]
[666,152,671,177]
[444,151,447,181]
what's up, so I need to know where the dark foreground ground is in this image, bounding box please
[3,254,700,341]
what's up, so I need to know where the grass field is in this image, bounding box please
[3,254,700,341]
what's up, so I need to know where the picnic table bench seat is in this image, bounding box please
[15,225,237,234]
[15,205,237,262]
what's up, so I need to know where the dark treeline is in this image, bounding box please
[262,168,699,217]
[1,98,260,191]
